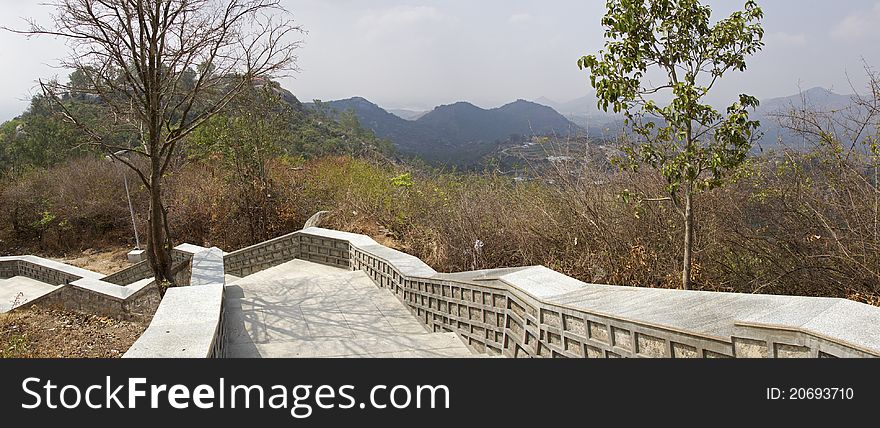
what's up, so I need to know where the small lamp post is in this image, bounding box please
[105,150,145,264]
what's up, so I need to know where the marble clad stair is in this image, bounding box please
[222,259,478,358]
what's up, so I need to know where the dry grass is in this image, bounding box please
[0,306,147,358]
[54,247,132,275]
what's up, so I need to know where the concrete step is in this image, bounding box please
[229,259,360,286]
[224,332,476,358]
[221,259,479,358]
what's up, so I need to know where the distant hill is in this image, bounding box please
[304,87,859,165]
[535,94,601,116]
[306,98,583,167]
[534,94,623,140]
[537,88,860,152]
[418,100,579,143]
[752,87,857,151]
[758,87,854,114]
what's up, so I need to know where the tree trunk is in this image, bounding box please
[146,166,174,286]
[681,185,694,290]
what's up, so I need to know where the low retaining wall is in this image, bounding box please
[223,232,300,277]
[24,277,161,322]
[12,227,880,359]
[0,255,162,321]
[124,247,226,358]
[102,247,199,286]
[290,227,880,358]
[2,244,210,321]
[0,255,104,284]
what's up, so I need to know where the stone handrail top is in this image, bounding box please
[504,267,879,355]
[69,276,155,300]
[733,298,880,356]
[297,227,880,357]
[123,247,226,358]
[0,255,104,280]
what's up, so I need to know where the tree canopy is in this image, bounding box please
[579,0,764,289]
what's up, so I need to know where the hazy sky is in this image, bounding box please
[1,0,879,120]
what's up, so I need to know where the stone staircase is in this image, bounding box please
[221,259,477,358]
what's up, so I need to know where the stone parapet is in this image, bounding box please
[10,227,880,359]
[223,232,300,277]
[124,247,226,358]
[293,227,880,358]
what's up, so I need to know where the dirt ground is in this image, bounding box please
[0,306,147,358]
[54,247,133,275]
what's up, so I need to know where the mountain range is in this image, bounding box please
[747,87,862,151]
[306,87,857,166]
[306,98,583,166]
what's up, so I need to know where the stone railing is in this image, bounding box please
[223,232,300,277]
[2,244,225,357]
[1,255,159,320]
[287,227,880,358]
[12,226,879,358]
[102,244,205,286]
[123,247,226,358]
[1,243,217,321]
[0,255,104,285]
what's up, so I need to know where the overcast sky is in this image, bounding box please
[1,0,879,120]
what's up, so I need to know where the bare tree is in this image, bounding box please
[7,0,302,285]
[774,66,880,292]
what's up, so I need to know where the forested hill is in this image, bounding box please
[0,78,395,177]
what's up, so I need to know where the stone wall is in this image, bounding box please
[124,247,227,358]
[0,259,17,279]
[0,255,104,285]
[294,227,880,358]
[223,232,300,277]
[2,246,202,322]
[25,278,162,322]
[101,260,153,286]
[101,248,195,286]
[11,228,880,359]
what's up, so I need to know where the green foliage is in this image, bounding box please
[579,0,764,197]
[301,105,396,159]
[390,173,414,189]
[0,66,394,179]
[31,210,56,229]
[0,94,95,175]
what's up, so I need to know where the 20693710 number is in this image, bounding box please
[788,388,854,400]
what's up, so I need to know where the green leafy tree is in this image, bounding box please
[188,83,294,243]
[579,0,764,289]
[301,104,396,159]
[0,94,93,175]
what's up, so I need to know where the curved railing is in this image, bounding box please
[13,226,876,358]
[285,227,880,358]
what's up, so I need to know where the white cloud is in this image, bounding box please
[508,13,533,24]
[766,32,807,46]
[831,2,880,41]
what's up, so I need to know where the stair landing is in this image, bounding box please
[222,259,476,358]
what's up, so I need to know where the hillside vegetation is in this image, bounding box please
[1,146,877,305]
[1,71,878,306]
